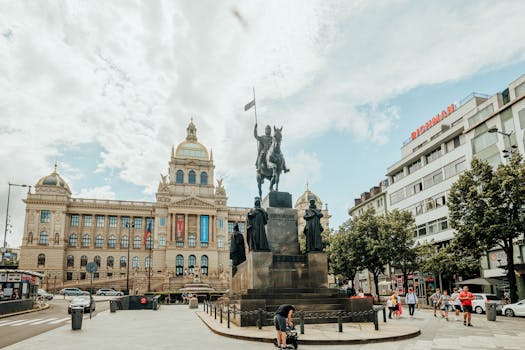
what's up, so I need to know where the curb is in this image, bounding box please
[0,303,50,319]
[196,312,421,345]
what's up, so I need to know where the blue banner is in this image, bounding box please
[200,216,209,243]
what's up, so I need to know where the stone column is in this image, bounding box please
[196,215,201,246]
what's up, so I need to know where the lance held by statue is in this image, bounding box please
[246,197,270,252]
[303,198,324,252]
[230,223,246,276]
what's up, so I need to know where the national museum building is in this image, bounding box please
[18,120,328,293]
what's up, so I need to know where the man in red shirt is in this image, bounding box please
[459,286,475,326]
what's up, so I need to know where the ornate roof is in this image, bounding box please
[35,163,71,193]
[175,119,210,160]
[295,182,322,207]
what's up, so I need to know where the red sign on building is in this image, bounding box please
[411,103,455,140]
[176,215,184,239]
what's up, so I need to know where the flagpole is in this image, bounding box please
[253,87,257,125]
[148,211,152,293]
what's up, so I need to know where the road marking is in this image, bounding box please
[27,318,58,325]
[9,319,42,326]
[0,320,15,325]
[0,320,29,326]
[48,317,70,324]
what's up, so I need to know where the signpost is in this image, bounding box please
[86,262,98,319]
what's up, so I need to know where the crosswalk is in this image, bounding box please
[0,317,70,327]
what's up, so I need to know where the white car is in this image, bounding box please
[37,288,54,300]
[502,299,525,317]
[95,288,123,296]
[472,293,502,314]
[68,296,96,314]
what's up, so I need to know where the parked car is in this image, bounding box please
[472,293,502,314]
[96,288,123,296]
[502,299,525,317]
[58,288,89,296]
[37,289,54,300]
[68,296,96,314]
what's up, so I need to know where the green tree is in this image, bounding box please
[327,219,358,288]
[448,155,525,302]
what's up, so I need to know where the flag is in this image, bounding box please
[144,221,152,246]
[244,99,255,111]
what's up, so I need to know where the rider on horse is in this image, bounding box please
[254,124,290,173]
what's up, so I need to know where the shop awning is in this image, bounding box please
[454,278,506,286]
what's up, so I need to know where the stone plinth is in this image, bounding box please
[266,207,300,255]
[307,252,328,288]
[262,191,292,208]
[231,251,272,292]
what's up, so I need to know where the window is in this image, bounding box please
[66,255,75,267]
[415,204,423,215]
[472,130,497,154]
[228,221,234,233]
[145,256,152,268]
[40,210,50,223]
[109,216,118,228]
[176,241,184,248]
[468,105,494,127]
[176,255,184,276]
[188,255,196,274]
[516,82,525,97]
[188,235,196,247]
[425,147,442,163]
[439,217,449,230]
[238,222,245,233]
[218,239,224,248]
[80,272,86,280]
[133,236,141,249]
[408,159,421,174]
[107,256,114,268]
[108,235,116,248]
[426,198,435,211]
[392,170,404,183]
[81,255,88,267]
[200,172,208,185]
[95,235,104,248]
[435,195,446,208]
[390,189,405,205]
[83,215,92,227]
[159,217,166,227]
[39,231,48,245]
[37,253,45,266]
[145,236,153,249]
[70,214,79,227]
[94,255,101,267]
[159,237,166,246]
[428,219,438,234]
[417,224,427,237]
[455,160,467,174]
[96,215,105,228]
[188,170,196,184]
[82,234,91,247]
[217,219,223,229]
[176,170,184,184]
[27,232,33,244]
[107,272,113,279]
[132,256,140,268]
[121,235,129,249]
[120,256,127,268]
[54,232,60,244]
[133,217,142,229]
[121,216,130,228]
[66,272,73,281]
[201,255,208,276]
[69,234,77,246]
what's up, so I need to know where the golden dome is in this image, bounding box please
[36,164,71,192]
[175,119,210,160]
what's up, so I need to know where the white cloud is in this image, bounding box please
[1,0,525,246]
[76,186,116,200]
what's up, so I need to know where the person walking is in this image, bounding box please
[387,295,394,319]
[440,290,451,321]
[274,304,295,349]
[450,287,463,321]
[405,288,418,319]
[430,288,442,317]
[459,286,475,326]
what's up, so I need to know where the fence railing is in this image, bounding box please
[202,301,386,332]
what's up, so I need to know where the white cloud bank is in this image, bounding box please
[1,0,525,246]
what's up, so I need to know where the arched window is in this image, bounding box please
[69,234,77,247]
[107,256,114,268]
[133,236,141,249]
[176,255,184,276]
[188,255,196,274]
[188,170,196,184]
[95,235,104,248]
[200,172,208,185]
[54,233,60,244]
[27,232,33,244]
[108,235,116,248]
[201,255,208,276]
[176,170,184,184]
[145,236,153,249]
[121,235,129,248]
[39,231,48,245]
[66,255,74,268]
[120,256,127,268]
[37,253,45,266]
[94,255,101,267]
[132,256,140,268]
[82,234,91,247]
[80,255,88,267]
[145,256,152,268]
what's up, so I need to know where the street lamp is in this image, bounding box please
[3,183,29,265]
[125,220,134,295]
[488,127,518,159]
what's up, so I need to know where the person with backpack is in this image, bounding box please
[430,288,442,317]
[450,287,463,321]
[405,288,418,319]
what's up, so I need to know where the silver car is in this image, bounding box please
[95,288,123,296]
[68,296,96,314]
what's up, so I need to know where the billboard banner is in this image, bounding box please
[200,215,209,243]
[176,215,184,240]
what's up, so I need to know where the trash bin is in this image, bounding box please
[110,300,117,313]
[71,307,84,330]
[486,302,497,321]
[189,297,198,309]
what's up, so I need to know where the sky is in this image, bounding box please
[1,0,525,248]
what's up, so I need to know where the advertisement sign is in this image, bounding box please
[176,215,184,240]
[200,215,209,243]
[7,273,21,282]
[410,103,455,140]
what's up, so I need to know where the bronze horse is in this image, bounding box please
[257,126,286,198]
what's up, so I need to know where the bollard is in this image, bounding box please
[227,306,230,328]
[214,305,217,319]
[257,309,263,330]
[233,305,236,320]
[110,300,117,313]
[373,310,379,331]
[220,305,223,323]
[382,306,387,323]
[299,311,304,335]
[337,312,343,333]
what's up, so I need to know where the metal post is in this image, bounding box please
[2,183,28,265]
[382,306,387,323]
[227,306,230,328]
[90,273,93,319]
[220,305,223,323]
[126,222,134,294]
[373,310,379,330]
[300,311,304,335]
[337,312,343,332]
[53,275,57,295]
[257,309,262,329]
[214,305,217,319]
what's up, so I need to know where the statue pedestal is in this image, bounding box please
[307,252,328,288]
[266,207,300,255]
[262,191,292,208]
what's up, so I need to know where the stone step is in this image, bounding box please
[238,293,340,300]
[263,298,343,305]
[266,304,343,311]
[246,288,337,294]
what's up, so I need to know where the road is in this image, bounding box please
[0,295,110,349]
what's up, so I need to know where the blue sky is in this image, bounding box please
[2,1,525,247]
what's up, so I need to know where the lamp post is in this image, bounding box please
[488,128,518,161]
[3,183,29,265]
[125,220,134,295]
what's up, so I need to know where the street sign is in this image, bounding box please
[86,262,98,274]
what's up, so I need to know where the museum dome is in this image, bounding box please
[36,164,71,192]
[295,182,322,207]
[175,119,210,160]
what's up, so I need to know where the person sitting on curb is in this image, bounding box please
[274,304,295,349]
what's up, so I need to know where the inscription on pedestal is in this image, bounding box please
[266,207,300,255]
